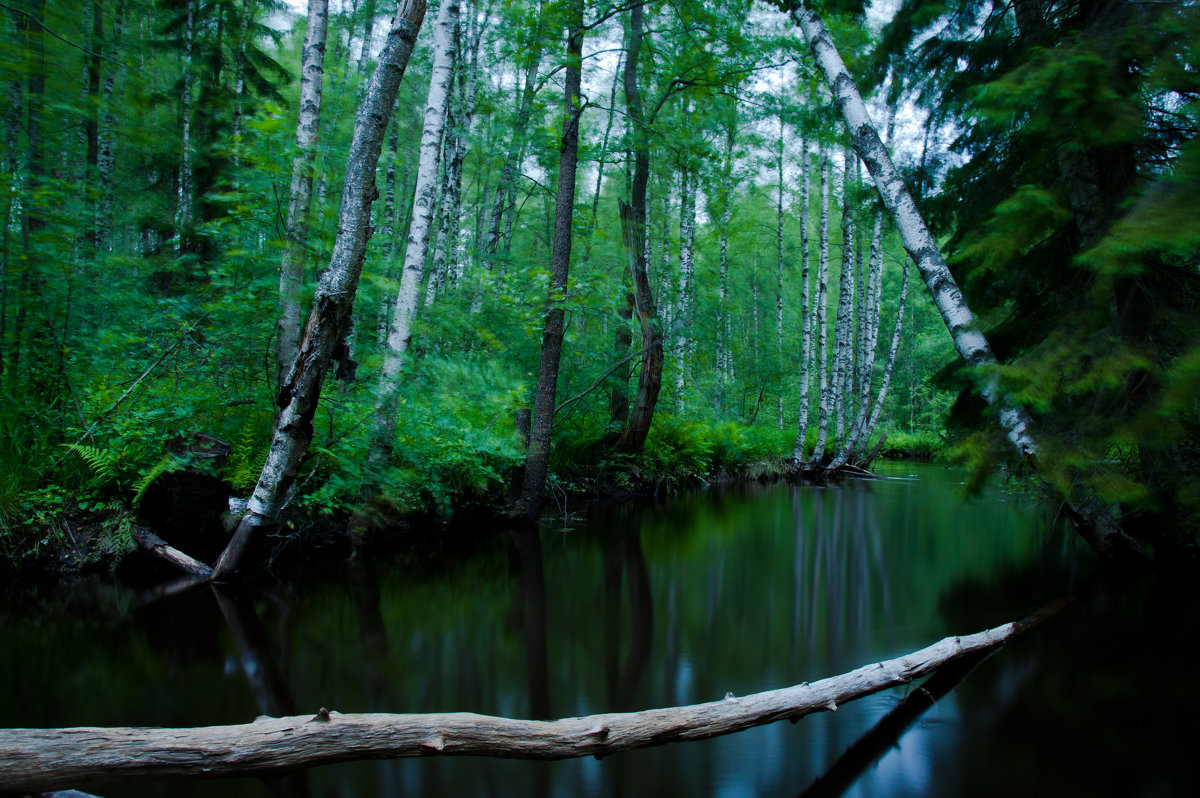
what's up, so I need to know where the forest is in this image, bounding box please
[3,0,1200,793]
[2,0,1198,569]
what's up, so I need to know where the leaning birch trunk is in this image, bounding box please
[368,0,458,467]
[0,617,1035,793]
[516,0,584,521]
[807,155,832,466]
[782,0,1146,564]
[276,0,330,392]
[210,0,427,582]
[829,258,906,471]
[793,137,812,460]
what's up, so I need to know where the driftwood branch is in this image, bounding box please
[0,620,1027,792]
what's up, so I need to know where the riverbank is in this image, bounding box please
[1,421,951,580]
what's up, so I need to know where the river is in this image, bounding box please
[3,462,1197,796]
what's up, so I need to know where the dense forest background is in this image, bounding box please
[2,0,1197,563]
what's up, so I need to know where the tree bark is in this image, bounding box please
[615,2,663,455]
[0,619,1025,793]
[516,0,584,521]
[369,0,458,467]
[793,137,812,459]
[781,0,1147,565]
[716,118,736,390]
[674,149,696,410]
[832,148,855,443]
[210,0,427,581]
[276,0,330,393]
[807,154,832,466]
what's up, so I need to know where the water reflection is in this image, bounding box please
[5,464,1192,797]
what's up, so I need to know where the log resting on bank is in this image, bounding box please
[0,621,1023,793]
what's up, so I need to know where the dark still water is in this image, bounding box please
[4,463,1199,797]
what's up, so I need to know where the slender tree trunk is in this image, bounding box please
[793,137,812,460]
[831,149,855,444]
[784,0,1146,564]
[517,0,584,521]
[211,0,427,581]
[776,117,786,427]
[276,0,330,393]
[97,0,123,253]
[615,2,662,455]
[425,17,464,306]
[807,154,831,466]
[674,154,696,410]
[176,0,195,250]
[830,258,906,471]
[583,50,623,262]
[717,117,735,388]
[369,0,458,466]
[483,4,543,259]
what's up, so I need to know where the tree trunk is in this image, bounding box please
[482,3,544,261]
[176,0,195,249]
[783,0,1147,565]
[96,0,123,252]
[674,151,696,411]
[0,618,1027,793]
[516,0,584,521]
[832,148,855,443]
[716,116,736,391]
[210,0,427,582]
[615,2,662,455]
[276,0,330,393]
[792,137,812,460]
[369,0,458,467]
[807,154,832,466]
[829,258,906,471]
[776,117,786,427]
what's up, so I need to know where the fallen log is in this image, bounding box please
[132,527,213,578]
[0,619,1029,793]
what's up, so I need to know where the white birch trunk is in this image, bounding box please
[675,159,696,409]
[792,137,812,460]
[210,0,427,581]
[370,0,458,465]
[276,0,330,391]
[807,154,832,466]
[786,1,1146,564]
[831,149,855,443]
[717,123,735,385]
[175,0,195,249]
[830,258,906,471]
[776,118,785,427]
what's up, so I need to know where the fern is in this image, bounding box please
[131,454,186,508]
[65,444,122,486]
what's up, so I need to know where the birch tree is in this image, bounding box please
[806,154,832,467]
[276,0,330,392]
[792,137,812,460]
[776,0,1147,564]
[212,0,428,581]
[369,0,459,467]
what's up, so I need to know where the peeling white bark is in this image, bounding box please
[808,154,832,466]
[370,0,459,465]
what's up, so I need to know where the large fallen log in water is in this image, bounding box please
[0,618,1034,793]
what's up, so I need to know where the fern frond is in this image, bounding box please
[131,454,186,508]
[65,444,121,486]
